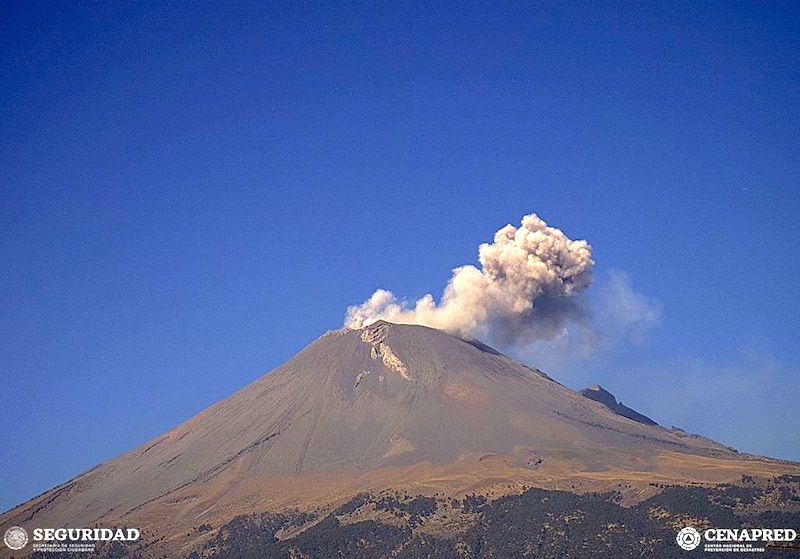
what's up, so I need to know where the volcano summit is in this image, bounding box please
[2,321,799,558]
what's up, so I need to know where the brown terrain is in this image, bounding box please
[2,321,799,558]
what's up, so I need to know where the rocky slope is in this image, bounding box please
[3,321,799,558]
[578,385,658,426]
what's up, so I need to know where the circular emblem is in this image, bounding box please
[4,526,28,550]
[676,526,701,551]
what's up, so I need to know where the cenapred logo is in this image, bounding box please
[676,526,702,550]
[676,525,797,552]
[4,526,29,550]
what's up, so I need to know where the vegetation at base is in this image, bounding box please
[193,479,800,559]
[375,495,437,523]
[195,514,409,559]
[43,478,798,558]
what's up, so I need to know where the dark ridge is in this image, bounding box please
[461,338,504,356]
[579,385,658,426]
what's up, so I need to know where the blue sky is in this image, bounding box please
[1,2,799,513]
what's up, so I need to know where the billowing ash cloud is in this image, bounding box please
[345,214,594,344]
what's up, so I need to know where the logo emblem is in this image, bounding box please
[4,526,28,550]
[676,526,701,550]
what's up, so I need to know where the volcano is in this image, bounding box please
[3,321,799,558]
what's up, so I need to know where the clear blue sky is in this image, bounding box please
[2,2,799,513]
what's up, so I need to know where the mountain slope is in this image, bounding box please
[2,321,798,558]
[578,385,658,426]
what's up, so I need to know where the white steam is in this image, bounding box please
[345,214,594,343]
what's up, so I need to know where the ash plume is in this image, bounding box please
[345,214,594,344]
